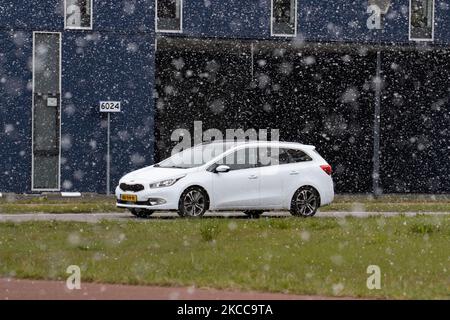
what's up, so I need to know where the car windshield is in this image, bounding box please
[156,142,238,169]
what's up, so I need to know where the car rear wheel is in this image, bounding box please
[129,208,154,219]
[178,187,209,218]
[243,210,264,219]
[290,186,320,217]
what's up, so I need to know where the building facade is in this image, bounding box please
[0,0,449,194]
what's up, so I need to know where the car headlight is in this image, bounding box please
[150,176,185,188]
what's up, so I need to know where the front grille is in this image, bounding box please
[117,199,150,205]
[120,183,144,192]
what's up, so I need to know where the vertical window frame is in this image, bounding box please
[271,0,298,37]
[409,0,435,42]
[156,0,184,33]
[64,0,94,30]
[31,31,62,192]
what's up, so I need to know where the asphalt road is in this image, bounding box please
[0,211,448,223]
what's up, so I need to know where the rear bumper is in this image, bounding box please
[319,180,334,206]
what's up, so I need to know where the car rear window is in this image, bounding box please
[287,149,312,163]
[259,147,312,166]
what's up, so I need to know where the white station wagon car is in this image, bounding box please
[116,140,334,218]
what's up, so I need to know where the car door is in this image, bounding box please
[211,147,260,209]
[258,147,289,208]
[280,148,314,200]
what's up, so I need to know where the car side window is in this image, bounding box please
[287,149,312,163]
[279,149,291,164]
[259,147,290,166]
[220,147,259,171]
[259,147,312,166]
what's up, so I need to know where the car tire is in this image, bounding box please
[243,210,264,219]
[178,186,209,218]
[290,186,320,217]
[129,208,154,219]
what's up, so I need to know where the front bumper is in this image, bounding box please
[115,185,180,210]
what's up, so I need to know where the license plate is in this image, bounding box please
[121,194,137,202]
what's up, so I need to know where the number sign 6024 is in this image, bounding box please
[100,101,121,113]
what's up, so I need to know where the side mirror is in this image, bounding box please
[215,165,231,173]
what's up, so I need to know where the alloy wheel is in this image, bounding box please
[291,187,319,217]
[183,190,206,217]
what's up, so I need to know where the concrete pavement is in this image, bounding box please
[0,211,448,223]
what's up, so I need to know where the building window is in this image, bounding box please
[156,0,183,32]
[410,0,434,41]
[271,0,297,37]
[32,32,62,191]
[65,0,93,30]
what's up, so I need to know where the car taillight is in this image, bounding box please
[320,164,332,176]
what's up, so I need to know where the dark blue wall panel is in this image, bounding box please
[2,1,450,44]
[0,32,33,193]
[158,0,450,45]
[183,0,270,38]
[299,0,409,44]
[94,0,154,31]
[0,1,156,193]
[0,1,154,31]
[434,0,450,43]
[61,33,155,193]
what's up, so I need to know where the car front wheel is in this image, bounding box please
[290,186,320,217]
[178,187,209,218]
[129,208,154,219]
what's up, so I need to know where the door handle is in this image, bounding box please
[248,175,258,179]
[290,171,299,175]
